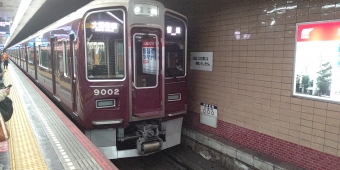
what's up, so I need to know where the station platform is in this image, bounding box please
[0,63,118,170]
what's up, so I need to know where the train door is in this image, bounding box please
[131,28,163,118]
[69,34,78,114]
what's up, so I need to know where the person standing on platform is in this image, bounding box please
[2,53,9,70]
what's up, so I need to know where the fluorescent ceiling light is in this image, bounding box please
[5,0,32,47]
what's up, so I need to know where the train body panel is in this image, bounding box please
[7,0,187,159]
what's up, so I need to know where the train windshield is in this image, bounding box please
[85,10,125,80]
[164,14,186,78]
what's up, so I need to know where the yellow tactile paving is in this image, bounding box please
[5,67,48,170]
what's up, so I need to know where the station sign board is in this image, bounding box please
[0,21,10,37]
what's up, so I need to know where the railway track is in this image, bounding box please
[111,145,227,170]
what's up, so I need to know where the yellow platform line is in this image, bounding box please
[5,67,48,170]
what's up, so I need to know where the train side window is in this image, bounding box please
[164,14,187,78]
[84,9,125,80]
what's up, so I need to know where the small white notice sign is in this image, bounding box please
[200,103,217,128]
[190,52,213,71]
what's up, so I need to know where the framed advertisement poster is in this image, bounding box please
[293,20,340,102]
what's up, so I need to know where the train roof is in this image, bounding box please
[14,0,166,46]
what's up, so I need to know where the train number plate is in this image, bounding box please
[94,89,119,96]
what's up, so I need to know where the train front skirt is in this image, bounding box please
[85,117,183,159]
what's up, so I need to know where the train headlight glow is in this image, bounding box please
[96,99,116,108]
[168,93,181,101]
[150,8,157,15]
[134,7,141,14]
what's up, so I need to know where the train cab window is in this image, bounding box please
[84,9,125,80]
[164,14,187,78]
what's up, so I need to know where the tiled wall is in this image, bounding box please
[173,0,340,169]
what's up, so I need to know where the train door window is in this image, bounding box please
[54,39,63,75]
[38,46,42,66]
[164,13,187,78]
[63,41,69,77]
[35,45,39,65]
[73,41,77,78]
[84,9,125,80]
[39,44,50,68]
[25,46,28,61]
[28,47,33,64]
[20,48,22,60]
[23,48,25,60]
[23,48,26,61]
[133,34,158,88]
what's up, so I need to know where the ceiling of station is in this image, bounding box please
[0,0,20,47]
[0,0,93,49]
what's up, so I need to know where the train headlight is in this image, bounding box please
[168,93,181,102]
[134,7,141,14]
[150,8,157,15]
[134,4,158,16]
[96,99,115,108]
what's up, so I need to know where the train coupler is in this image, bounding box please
[136,122,163,155]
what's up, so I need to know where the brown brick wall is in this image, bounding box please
[167,0,340,169]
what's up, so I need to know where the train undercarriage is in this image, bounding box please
[85,117,183,159]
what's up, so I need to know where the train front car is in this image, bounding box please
[82,0,187,159]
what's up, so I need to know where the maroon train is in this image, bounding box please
[7,0,187,159]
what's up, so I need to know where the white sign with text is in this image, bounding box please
[200,103,217,128]
[190,52,213,71]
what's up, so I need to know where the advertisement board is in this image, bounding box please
[142,38,157,75]
[293,20,340,102]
